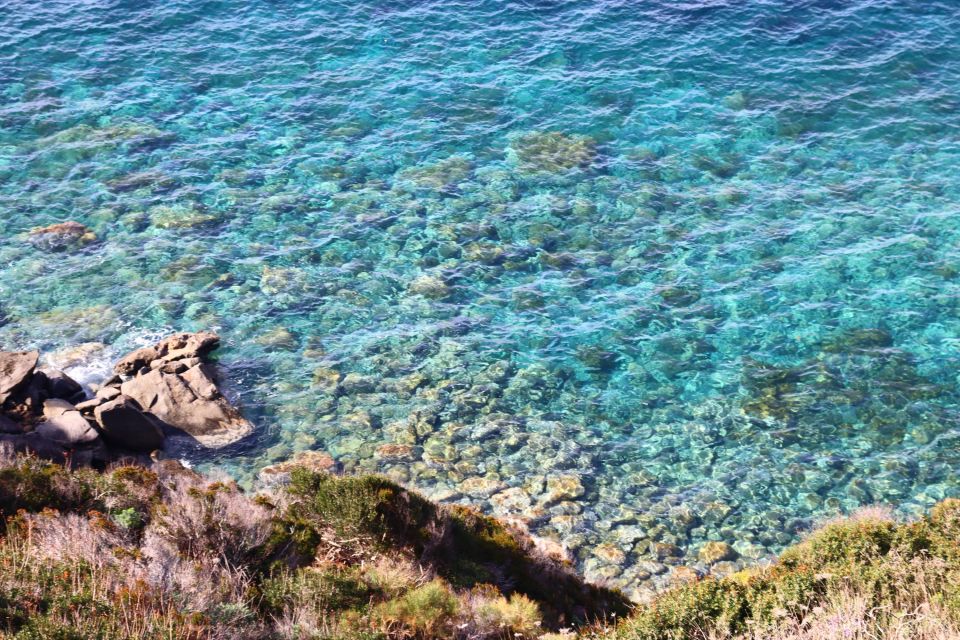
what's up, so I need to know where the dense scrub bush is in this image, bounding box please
[272,468,629,627]
[609,504,960,640]
[0,453,620,639]
[4,450,957,640]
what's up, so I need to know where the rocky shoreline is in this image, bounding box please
[0,332,253,467]
[0,331,751,601]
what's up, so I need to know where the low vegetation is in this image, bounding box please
[1,447,959,640]
[0,447,624,639]
[599,504,960,640]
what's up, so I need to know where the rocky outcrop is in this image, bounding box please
[114,331,219,376]
[115,333,253,448]
[0,330,253,465]
[0,351,38,404]
[42,369,85,403]
[94,396,165,452]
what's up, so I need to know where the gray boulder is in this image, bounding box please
[0,351,39,404]
[42,398,75,419]
[96,386,122,402]
[114,332,220,375]
[43,369,85,402]
[35,410,99,446]
[94,395,165,452]
[120,363,253,448]
[113,346,157,376]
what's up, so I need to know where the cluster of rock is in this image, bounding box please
[0,332,253,466]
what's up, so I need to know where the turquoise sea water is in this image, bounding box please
[3,0,960,595]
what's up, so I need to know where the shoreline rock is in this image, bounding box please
[0,331,254,466]
[0,351,39,404]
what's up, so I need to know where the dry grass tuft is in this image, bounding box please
[730,585,960,640]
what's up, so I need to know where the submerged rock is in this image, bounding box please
[106,169,179,193]
[149,204,222,230]
[398,155,473,191]
[45,342,108,372]
[542,473,586,505]
[510,131,597,174]
[28,222,97,251]
[259,450,337,485]
[408,274,451,299]
[697,541,738,565]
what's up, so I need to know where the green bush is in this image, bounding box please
[260,566,374,615]
[0,458,100,522]
[373,580,459,638]
[612,505,960,640]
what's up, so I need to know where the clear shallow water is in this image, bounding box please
[3,0,960,596]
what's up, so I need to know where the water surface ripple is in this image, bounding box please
[3,0,960,595]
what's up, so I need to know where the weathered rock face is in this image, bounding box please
[120,363,253,447]
[35,410,99,446]
[0,331,252,462]
[112,333,252,448]
[113,347,156,377]
[114,331,220,375]
[42,369,85,403]
[94,396,165,452]
[0,351,39,404]
[42,398,75,419]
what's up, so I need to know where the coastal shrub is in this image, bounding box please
[104,464,160,515]
[610,504,960,640]
[112,507,143,530]
[462,586,544,639]
[778,516,895,568]
[1,449,959,640]
[273,470,629,627]
[0,519,196,639]
[0,452,100,522]
[146,475,270,568]
[279,469,438,553]
[441,505,630,626]
[372,579,460,638]
[361,555,428,598]
[260,565,374,617]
